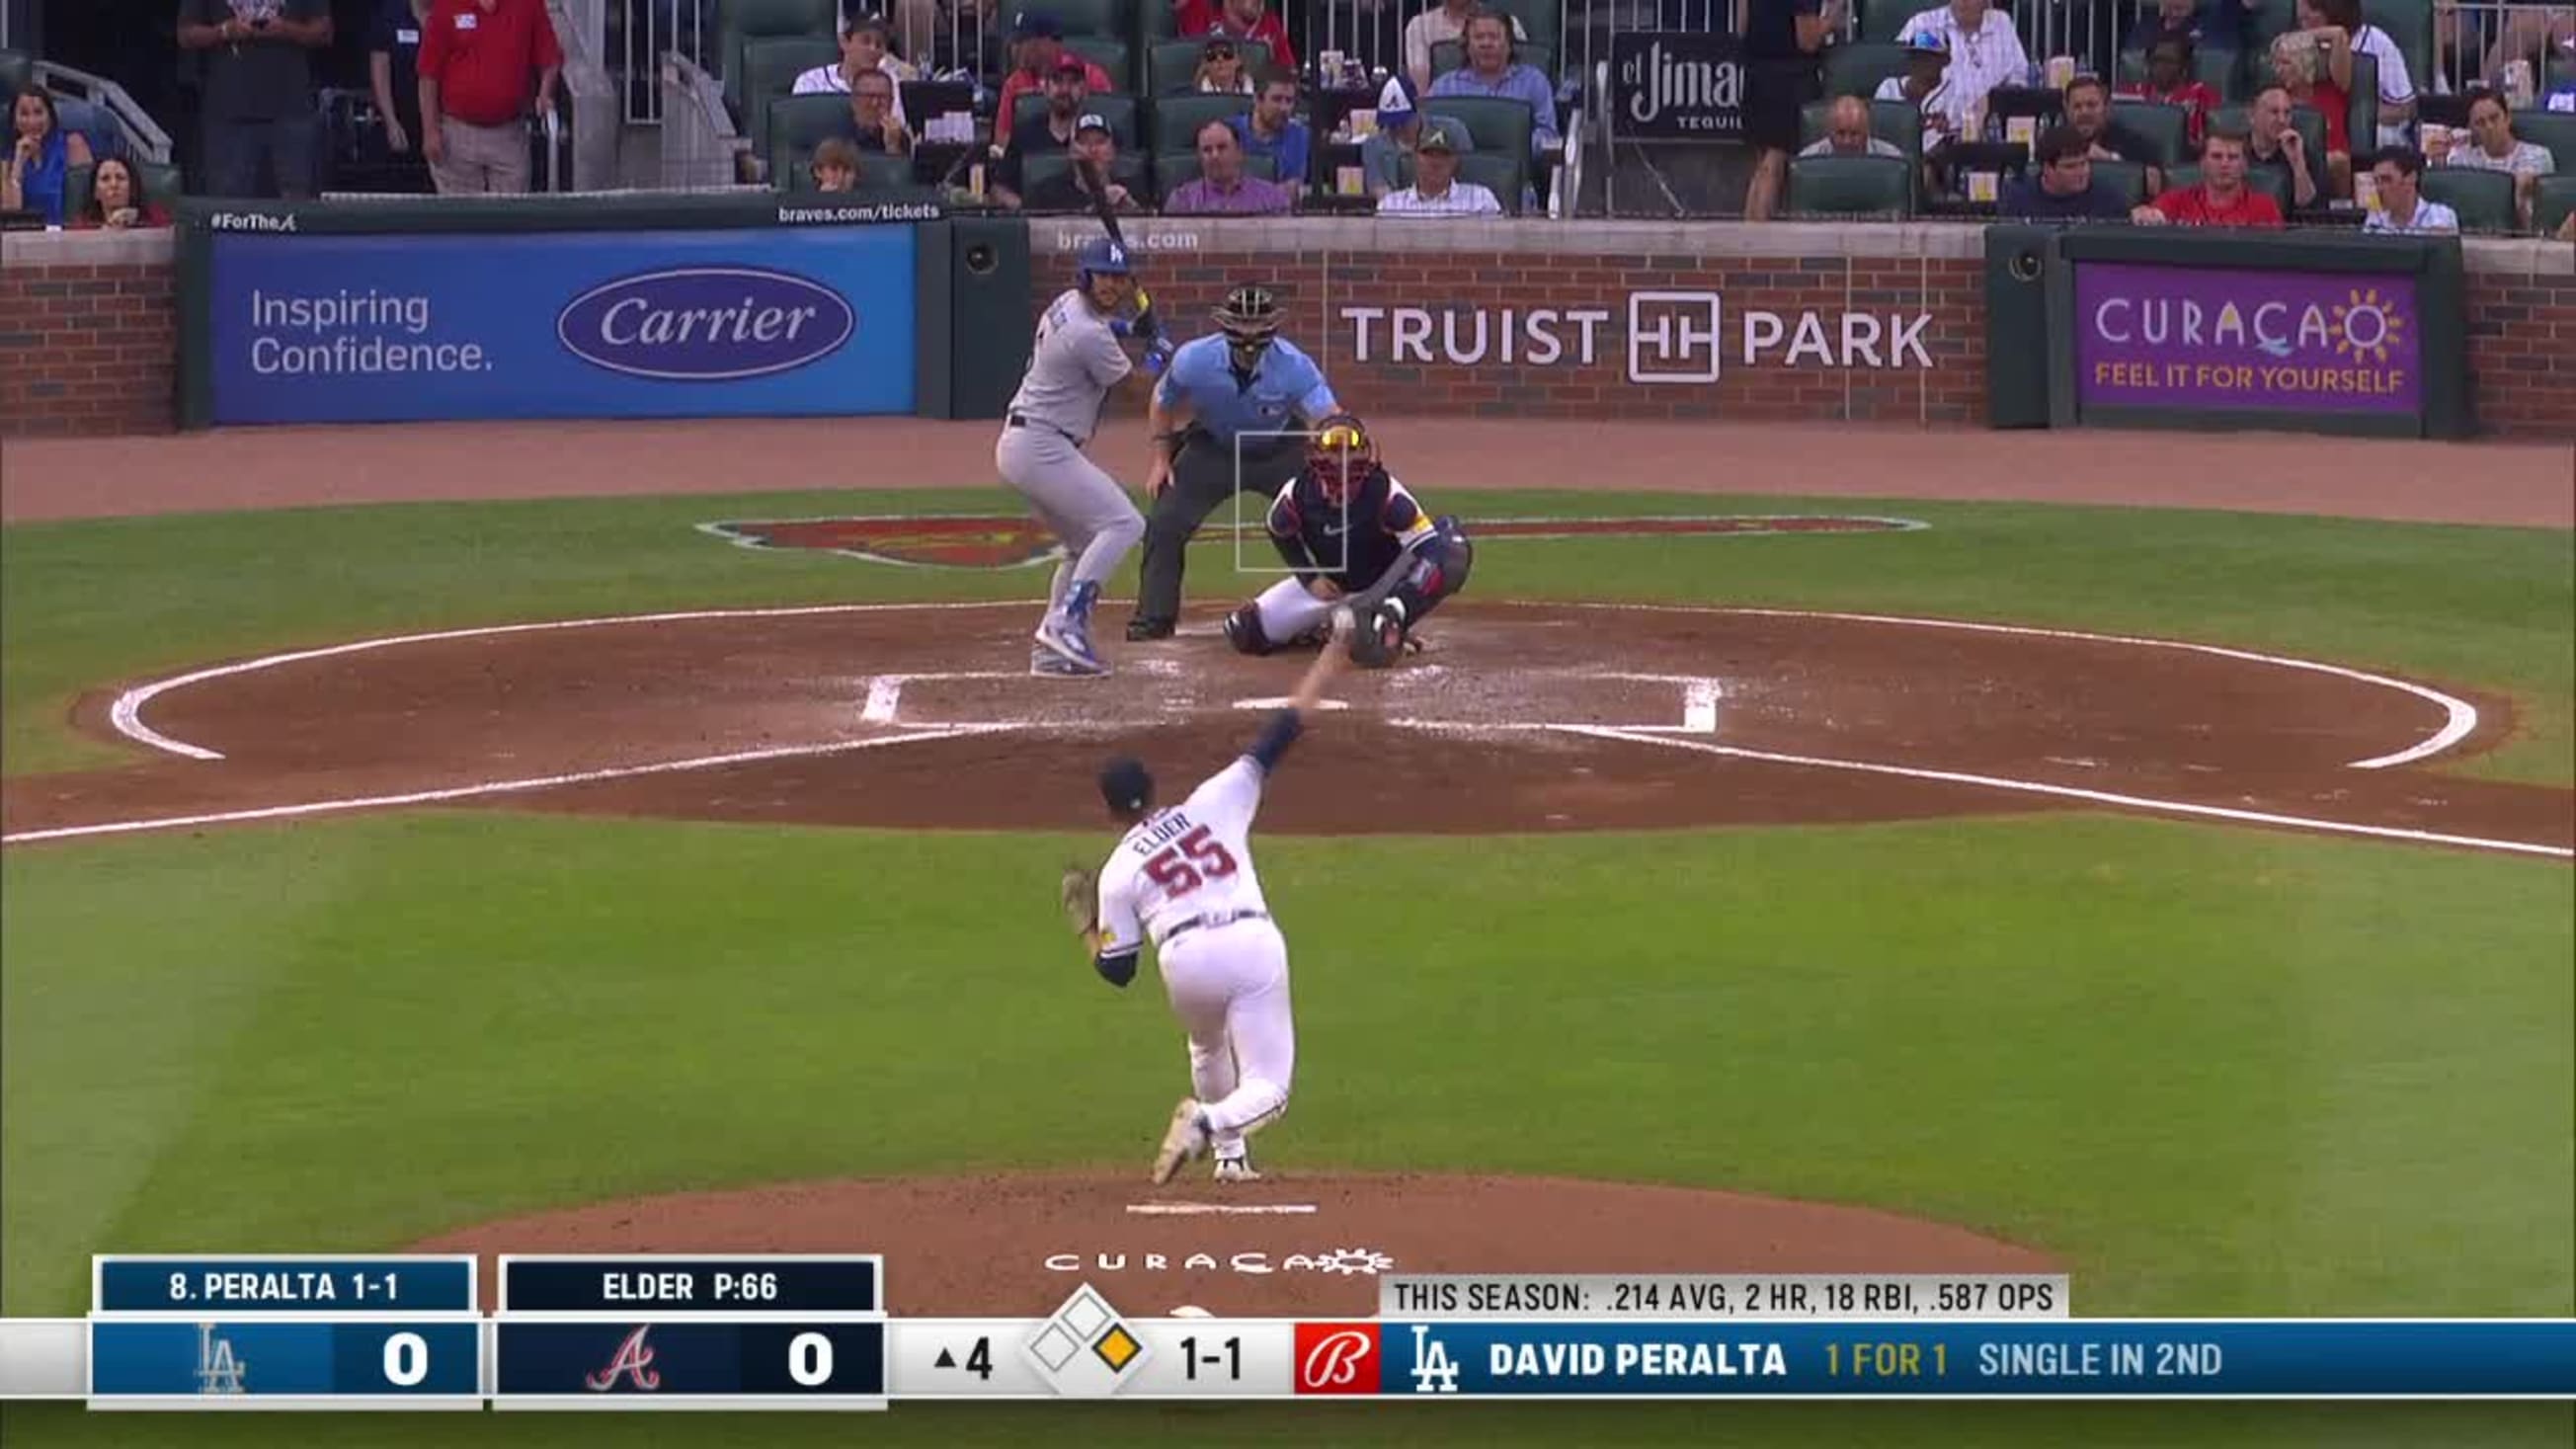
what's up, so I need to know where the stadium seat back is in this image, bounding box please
[2532,173,2576,237]
[2089,157,2152,205]
[2512,109,2576,174]
[739,35,841,139]
[1486,0,1565,56]
[1822,41,1910,104]
[1029,0,1129,39]
[765,91,857,185]
[1785,154,1913,217]
[721,0,839,112]
[2110,99,2191,167]
[2416,165,2516,231]
[1063,35,1135,93]
[1149,91,1251,152]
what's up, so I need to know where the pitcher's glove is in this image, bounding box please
[1060,862,1098,935]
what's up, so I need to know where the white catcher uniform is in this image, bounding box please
[1094,751,1296,1166]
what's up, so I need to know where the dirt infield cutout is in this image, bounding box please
[414,1171,2063,1319]
[4,602,2566,857]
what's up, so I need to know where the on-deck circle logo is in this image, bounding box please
[1294,1323,1382,1394]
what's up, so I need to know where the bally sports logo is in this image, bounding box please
[557,267,854,381]
[1295,1323,1381,1394]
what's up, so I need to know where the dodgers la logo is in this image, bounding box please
[1409,1325,1460,1394]
[585,1326,663,1392]
[195,1324,247,1395]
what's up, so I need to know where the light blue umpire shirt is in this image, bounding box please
[1155,334,1341,452]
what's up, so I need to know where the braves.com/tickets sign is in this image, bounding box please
[1339,293,1936,384]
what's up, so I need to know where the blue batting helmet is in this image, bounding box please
[1077,237,1132,282]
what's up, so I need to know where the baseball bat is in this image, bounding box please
[1078,157,1127,255]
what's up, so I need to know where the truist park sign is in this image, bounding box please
[1340,293,1936,384]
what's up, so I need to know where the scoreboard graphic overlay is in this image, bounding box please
[1,1261,2569,1407]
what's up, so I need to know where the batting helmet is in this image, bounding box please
[1307,413,1376,505]
[1077,237,1133,287]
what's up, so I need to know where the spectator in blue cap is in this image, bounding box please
[1359,73,1472,200]
[1877,29,1968,149]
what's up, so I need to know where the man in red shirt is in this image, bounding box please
[1175,0,1298,72]
[993,13,1115,138]
[2131,126,2285,227]
[419,0,562,195]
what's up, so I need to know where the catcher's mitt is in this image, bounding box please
[1059,862,1098,935]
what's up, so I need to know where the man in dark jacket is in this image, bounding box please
[2000,123,2133,218]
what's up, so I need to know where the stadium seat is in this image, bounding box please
[60,161,181,219]
[1063,34,1135,93]
[1487,0,1565,59]
[764,91,860,186]
[2360,0,2435,106]
[1018,149,1152,206]
[1153,148,1278,192]
[2089,157,2152,205]
[2117,44,2247,101]
[2417,165,2516,231]
[1148,37,1272,95]
[2210,102,2329,165]
[1785,154,1913,217]
[1429,40,1558,84]
[2513,109,2576,174]
[1820,41,1909,104]
[2166,161,2295,211]
[2346,49,2377,149]
[1422,95,1533,197]
[2533,173,2576,237]
[1860,0,1923,44]
[1037,0,1130,39]
[1016,89,1139,149]
[1149,92,1251,153]
[0,48,32,106]
[737,35,841,139]
[1392,150,1523,213]
[2110,100,2192,167]
[720,0,839,115]
[1799,97,1925,158]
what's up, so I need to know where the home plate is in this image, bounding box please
[1125,1203,1320,1216]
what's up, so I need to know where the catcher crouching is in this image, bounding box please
[1222,414,1473,668]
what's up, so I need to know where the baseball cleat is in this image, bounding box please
[1034,615,1105,672]
[1125,616,1176,642]
[1152,1097,1210,1185]
[1212,1156,1262,1183]
[1029,648,1106,678]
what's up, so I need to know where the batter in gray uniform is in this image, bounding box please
[999,238,1173,677]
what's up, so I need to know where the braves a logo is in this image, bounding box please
[585,1326,663,1392]
[1293,1323,1381,1394]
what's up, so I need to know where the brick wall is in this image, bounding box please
[2464,268,2576,438]
[0,231,178,439]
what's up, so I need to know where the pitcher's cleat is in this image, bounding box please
[1151,1097,1210,1184]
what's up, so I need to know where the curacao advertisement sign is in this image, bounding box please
[2072,262,2420,415]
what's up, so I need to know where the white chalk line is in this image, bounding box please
[1123,1203,1320,1216]
[0,727,1011,846]
[1555,726,2571,861]
[1529,603,2476,771]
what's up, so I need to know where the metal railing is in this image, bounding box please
[660,50,755,186]
[32,60,174,167]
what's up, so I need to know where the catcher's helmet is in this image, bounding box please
[1307,413,1376,505]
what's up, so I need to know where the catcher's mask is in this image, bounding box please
[1098,757,1155,816]
[1213,283,1281,372]
[1308,415,1375,505]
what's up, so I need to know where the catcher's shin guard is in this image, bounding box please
[1222,602,1274,656]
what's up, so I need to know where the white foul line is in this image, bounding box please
[1540,603,2476,770]
[0,727,1010,846]
[1124,1203,1320,1216]
[1556,726,2571,861]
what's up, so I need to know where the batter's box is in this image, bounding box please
[1388,671,1723,736]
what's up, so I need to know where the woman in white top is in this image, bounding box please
[794,15,920,127]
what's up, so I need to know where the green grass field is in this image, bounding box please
[2,488,2569,1445]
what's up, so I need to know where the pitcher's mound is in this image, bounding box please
[417,1171,2060,1318]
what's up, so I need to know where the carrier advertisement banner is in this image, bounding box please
[2072,261,2422,416]
[206,226,917,424]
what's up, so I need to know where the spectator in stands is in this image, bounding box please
[367,0,434,189]
[1878,31,1967,151]
[1798,96,1904,158]
[2132,125,2286,225]
[795,16,919,131]
[1742,0,1852,220]
[2364,146,2457,231]
[1403,0,1523,93]
[1194,38,1254,94]
[1893,0,2030,135]
[2125,0,2245,54]
[833,69,914,156]
[2,90,91,225]
[1020,112,1142,212]
[1231,71,1310,192]
[809,135,863,191]
[2116,36,2219,151]
[1359,74,1473,199]
[2298,0,2415,148]
[1429,10,1561,159]
[993,14,1113,138]
[2246,83,2322,207]
[1165,118,1295,213]
[995,54,1089,207]
[418,0,561,196]
[1377,124,1500,214]
[1175,0,1298,72]
[2060,74,2151,163]
[2001,122,2132,217]
[71,156,174,228]
[2437,87,2555,227]
[2269,31,2353,197]
[177,0,333,200]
